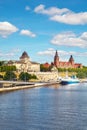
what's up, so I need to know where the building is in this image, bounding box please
[8,51,40,72]
[54,50,82,68]
[43,50,82,69]
[42,62,51,68]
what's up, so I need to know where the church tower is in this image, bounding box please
[69,55,74,65]
[54,50,59,67]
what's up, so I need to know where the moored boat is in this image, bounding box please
[60,75,80,85]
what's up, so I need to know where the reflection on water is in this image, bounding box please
[0,83,87,130]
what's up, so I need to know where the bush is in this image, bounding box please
[19,72,31,81]
[19,72,38,81]
[76,70,87,79]
[31,74,38,79]
[0,74,3,79]
[0,61,5,66]
[3,71,17,80]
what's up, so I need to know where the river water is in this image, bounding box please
[0,83,87,130]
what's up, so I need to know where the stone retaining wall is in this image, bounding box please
[30,72,58,81]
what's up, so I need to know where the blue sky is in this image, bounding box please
[0,0,87,66]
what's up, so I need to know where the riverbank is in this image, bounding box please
[0,81,59,93]
[0,78,87,93]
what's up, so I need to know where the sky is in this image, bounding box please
[0,0,87,66]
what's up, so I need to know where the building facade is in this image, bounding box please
[43,50,82,69]
[8,51,40,72]
[54,50,82,68]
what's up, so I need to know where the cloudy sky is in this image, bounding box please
[0,0,87,65]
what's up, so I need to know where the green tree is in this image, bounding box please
[0,61,5,66]
[76,71,86,79]
[0,65,16,72]
[3,71,17,80]
[19,72,30,81]
[31,74,38,79]
[19,72,38,81]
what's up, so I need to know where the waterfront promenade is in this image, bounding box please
[0,80,59,93]
[0,78,87,93]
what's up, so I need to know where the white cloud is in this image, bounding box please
[25,6,30,11]
[38,48,69,57]
[37,48,87,62]
[0,21,18,38]
[50,12,87,25]
[51,31,87,48]
[34,4,70,15]
[38,48,55,56]
[0,49,21,60]
[20,29,36,37]
[34,4,45,13]
[80,32,87,40]
[57,50,87,58]
[34,4,87,25]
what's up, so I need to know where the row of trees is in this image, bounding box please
[0,71,37,81]
[40,64,87,79]
[0,66,16,72]
[76,68,87,79]
[40,65,87,73]
[0,61,16,72]
[58,67,87,79]
[19,72,37,81]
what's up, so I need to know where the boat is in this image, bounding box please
[59,71,80,85]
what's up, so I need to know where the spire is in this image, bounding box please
[55,50,58,57]
[69,55,74,61]
[69,55,74,64]
[54,50,59,67]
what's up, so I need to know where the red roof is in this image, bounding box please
[43,62,51,68]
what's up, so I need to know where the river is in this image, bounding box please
[0,83,87,130]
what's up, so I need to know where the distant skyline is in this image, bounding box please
[0,0,87,66]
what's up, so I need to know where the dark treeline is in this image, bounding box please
[3,71,38,81]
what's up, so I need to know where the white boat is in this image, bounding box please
[60,71,80,85]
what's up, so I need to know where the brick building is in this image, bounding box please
[54,50,82,68]
[43,50,82,69]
